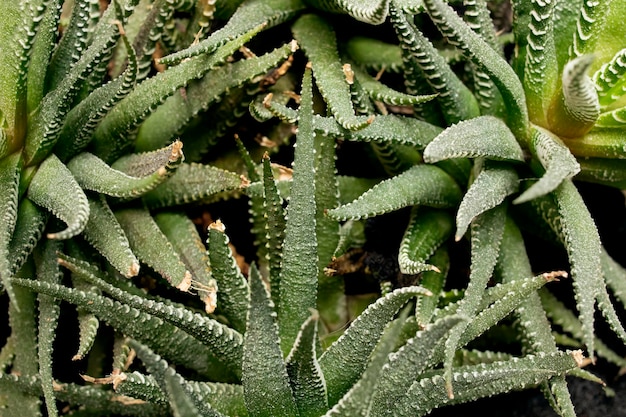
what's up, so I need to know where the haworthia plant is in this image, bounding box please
[2,0,626,416]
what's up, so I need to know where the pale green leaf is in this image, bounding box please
[593,48,626,107]
[158,0,306,65]
[514,126,579,204]
[456,163,518,240]
[422,0,529,140]
[368,315,466,417]
[27,154,89,240]
[82,194,139,278]
[292,14,373,131]
[393,351,581,416]
[423,116,524,163]
[154,211,217,313]
[0,152,22,307]
[327,164,462,221]
[141,163,246,209]
[114,207,191,290]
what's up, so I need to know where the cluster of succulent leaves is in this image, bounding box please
[1,0,626,415]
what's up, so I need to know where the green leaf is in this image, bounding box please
[327,164,462,221]
[27,154,89,240]
[292,14,373,131]
[456,163,518,240]
[73,314,99,362]
[8,198,48,276]
[423,116,525,163]
[522,0,558,126]
[158,0,306,65]
[135,41,296,152]
[593,48,626,108]
[368,315,466,417]
[129,340,222,417]
[141,163,246,209]
[261,155,287,308]
[207,220,249,333]
[23,0,127,166]
[285,313,328,417]
[442,204,506,397]
[393,351,582,416]
[569,0,610,58]
[319,285,432,406]
[312,0,390,24]
[114,206,191,290]
[278,68,319,355]
[351,64,437,106]
[345,36,404,73]
[68,146,183,199]
[82,194,140,278]
[514,126,579,204]
[91,23,265,162]
[54,31,139,161]
[154,211,217,313]
[0,152,22,307]
[11,277,236,381]
[243,263,299,417]
[398,206,454,274]
[415,247,449,326]
[548,55,600,138]
[422,0,529,141]
[389,0,480,124]
[34,238,63,417]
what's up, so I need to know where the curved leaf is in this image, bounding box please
[398,206,454,274]
[27,154,89,240]
[319,285,432,406]
[423,116,525,163]
[514,126,579,204]
[327,164,462,221]
[456,163,518,240]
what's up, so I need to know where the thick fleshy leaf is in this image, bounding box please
[54,28,139,161]
[114,207,191,290]
[423,116,524,163]
[398,206,454,274]
[206,220,249,333]
[91,23,265,162]
[368,315,466,417]
[389,0,480,124]
[0,152,21,306]
[327,164,462,221]
[129,340,221,417]
[68,144,183,198]
[158,0,306,65]
[593,48,626,107]
[277,68,319,355]
[522,0,558,126]
[82,194,140,278]
[154,211,217,313]
[548,55,600,138]
[319,285,432,406]
[514,126,579,204]
[135,40,297,152]
[243,263,299,417]
[141,163,246,209]
[443,204,507,397]
[8,198,48,276]
[345,36,404,73]
[27,154,89,240]
[312,0,390,24]
[422,0,529,140]
[392,351,582,416]
[456,163,518,240]
[292,14,373,130]
[285,313,328,417]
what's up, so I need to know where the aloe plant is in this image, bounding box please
[1,0,625,416]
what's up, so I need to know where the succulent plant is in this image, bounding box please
[0,0,625,416]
